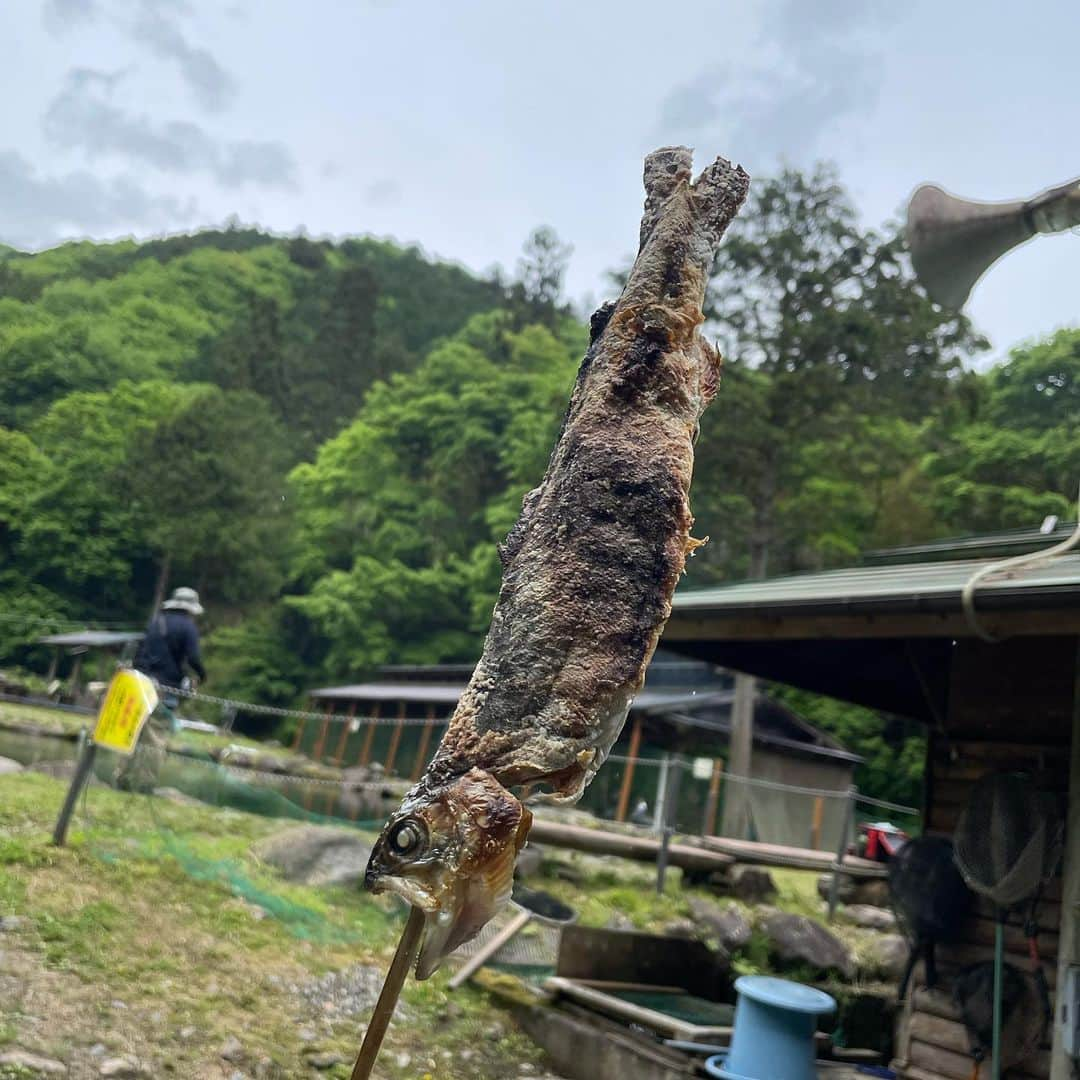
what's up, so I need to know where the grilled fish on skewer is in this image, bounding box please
[365,147,749,979]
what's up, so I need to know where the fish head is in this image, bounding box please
[363,767,532,979]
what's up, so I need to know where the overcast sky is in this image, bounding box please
[3,0,1079,361]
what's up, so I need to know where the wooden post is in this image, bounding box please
[702,758,724,836]
[291,711,309,753]
[332,701,357,767]
[411,705,436,781]
[358,702,380,766]
[810,795,825,850]
[67,649,85,700]
[46,648,60,683]
[53,738,97,846]
[721,671,755,838]
[615,714,644,823]
[1050,640,1080,1080]
[312,702,333,762]
[384,702,406,776]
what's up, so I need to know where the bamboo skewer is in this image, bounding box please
[351,906,426,1080]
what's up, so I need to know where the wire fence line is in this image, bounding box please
[160,683,448,727]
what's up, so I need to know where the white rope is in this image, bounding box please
[961,487,1080,642]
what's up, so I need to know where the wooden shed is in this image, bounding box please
[305,654,861,846]
[662,524,1080,1079]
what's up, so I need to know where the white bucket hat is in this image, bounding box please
[162,586,204,615]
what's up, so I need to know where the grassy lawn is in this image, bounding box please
[0,772,550,1079]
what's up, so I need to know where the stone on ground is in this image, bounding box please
[839,904,896,931]
[863,933,909,980]
[728,864,777,903]
[852,879,891,907]
[0,1049,68,1075]
[759,911,854,978]
[0,755,23,775]
[687,898,752,956]
[253,825,372,887]
[98,1057,146,1078]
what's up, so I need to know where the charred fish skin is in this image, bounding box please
[421,148,750,803]
[364,148,748,976]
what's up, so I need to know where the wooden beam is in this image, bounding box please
[410,705,436,781]
[358,702,380,766]
[383,702,406,775]
[291,711,308,753]
[527,819,732,874]
[663,608,1080,643]
[312,702,333,762]
[332,701,357,767]
[614,715,643,824]
[702,758,723,836]
[810,794,825,850]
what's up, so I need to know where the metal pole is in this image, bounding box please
[827,785,857,921]
[653,754,671,833]
[52,740,98,846]
[656,757,684,894]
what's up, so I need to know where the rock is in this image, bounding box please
[760,912,854,978]
[515,843,544,879]
[817,872,855,904]
[839,904,896,932]
[253,826,372,887]
[0,915,27,931]
[98,1058,144,1078]
[305,1052,346,1069]
[219,1036,245,1063]
[728,864,777,903]
[89,1045,106,1058]
[177,1027,197,1041]
[394,1052,412,1069]
[663,917,698,939]
[853,879,891,907]
[864,933,909,981]
[605,912,635,931]
[0,1050,68,1075]
[688,898,752,956]
[0,756,23,775]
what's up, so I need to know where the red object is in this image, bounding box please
[862,823,909,862]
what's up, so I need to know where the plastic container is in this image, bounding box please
[704,975,836,1080]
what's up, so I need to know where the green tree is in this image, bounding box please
[925,328,1080,533]
[125,385,291,609]
[286,311,583,680]
[694,165,987,579]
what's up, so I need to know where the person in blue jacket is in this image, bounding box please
[119,587,207,790]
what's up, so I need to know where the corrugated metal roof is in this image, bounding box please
[863,521,1079,566]
[38,631,143,647]
[672,552,1080,617]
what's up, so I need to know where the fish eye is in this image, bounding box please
[387,818,426,859]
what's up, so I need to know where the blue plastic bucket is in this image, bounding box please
[704,975,836,1080]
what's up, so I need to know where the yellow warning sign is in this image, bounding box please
[92,670,158,755]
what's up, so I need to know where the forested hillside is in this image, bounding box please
[2,167,1078,803]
